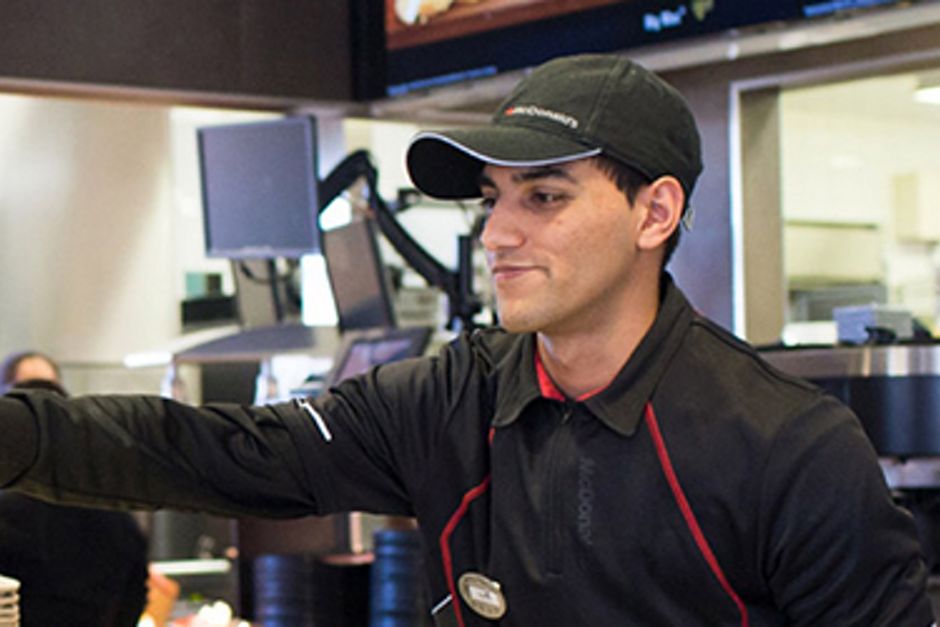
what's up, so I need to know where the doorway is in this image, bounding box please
[736,65,940,345]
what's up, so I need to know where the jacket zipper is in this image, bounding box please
[545,401,574,577]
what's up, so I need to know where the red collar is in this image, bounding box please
[534,349,608,402]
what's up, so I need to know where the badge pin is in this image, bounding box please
[458,571,507,620]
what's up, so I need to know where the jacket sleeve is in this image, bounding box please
[762,395,934,626]
[0,396,39,486]
[292,343,476,515]
[0,340,466,519]
[1,390,323,517]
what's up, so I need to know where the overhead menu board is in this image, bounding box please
[351,0,912,98]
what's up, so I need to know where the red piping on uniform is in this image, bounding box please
[535,349,610,401]
[535,351,566,401]
[440,428,496,627]
[644,403,750,627]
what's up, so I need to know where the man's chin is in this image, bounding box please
[495,308,540,334]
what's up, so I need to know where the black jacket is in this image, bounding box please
[0,279,932,626]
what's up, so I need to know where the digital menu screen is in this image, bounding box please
[376,0,906,97]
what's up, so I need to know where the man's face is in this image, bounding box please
[478,159,647,336]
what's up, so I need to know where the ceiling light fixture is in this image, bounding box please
[913,70,940,105]
[914,85,940,105]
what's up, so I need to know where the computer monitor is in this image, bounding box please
[322,219,397,332]
[198,116,320,260]
[326,327,433,386]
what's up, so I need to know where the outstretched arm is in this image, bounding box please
[1,391,322,517]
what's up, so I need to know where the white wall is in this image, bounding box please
[0,95,177,363]
[0,94,281,390]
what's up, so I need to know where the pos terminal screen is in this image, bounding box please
[328,327,432,385]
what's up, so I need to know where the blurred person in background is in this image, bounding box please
[1,350,63,394]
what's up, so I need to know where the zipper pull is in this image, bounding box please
[295,398,333,442]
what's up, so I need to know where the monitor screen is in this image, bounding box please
[327,327,432,386]
[198,116,320,259]
[322,219,397,332]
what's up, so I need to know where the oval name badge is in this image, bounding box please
[458,571,507,620]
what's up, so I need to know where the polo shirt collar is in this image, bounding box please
[491,332,544,428]
[491,275,694,436]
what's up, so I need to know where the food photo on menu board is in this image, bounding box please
[386,0,628,49]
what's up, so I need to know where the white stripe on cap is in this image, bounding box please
[412,131,601,167]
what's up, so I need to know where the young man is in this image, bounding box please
[0,54,933,626]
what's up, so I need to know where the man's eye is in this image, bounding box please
[480,197,496,213]
[532,191,567,205]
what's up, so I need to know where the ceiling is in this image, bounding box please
[784,70,940,123]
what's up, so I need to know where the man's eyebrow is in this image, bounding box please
[478,165,577,190]
[513,165,577,184]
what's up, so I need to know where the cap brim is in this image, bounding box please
[406,127,601,200]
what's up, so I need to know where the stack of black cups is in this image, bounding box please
[252,553,314,627]
[369,529,430,627]
[252,528,430,627]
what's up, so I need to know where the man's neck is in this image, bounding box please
[536,274,662,399]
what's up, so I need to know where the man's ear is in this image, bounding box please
[636,176,684,251]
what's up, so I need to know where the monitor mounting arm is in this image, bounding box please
[319,150,481,331]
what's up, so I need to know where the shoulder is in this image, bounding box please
[685,316,823,408]
[329,327,524,424]
[456,326,519,355]
[656,315,859,450]
[432,326,525,376]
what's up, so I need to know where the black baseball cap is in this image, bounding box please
[406,54,702,201]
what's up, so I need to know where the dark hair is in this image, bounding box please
[1,351,62,393]
[590,155,683,268]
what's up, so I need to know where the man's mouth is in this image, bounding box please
[490,264,538,283]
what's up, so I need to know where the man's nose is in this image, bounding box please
[479,202,524,252]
